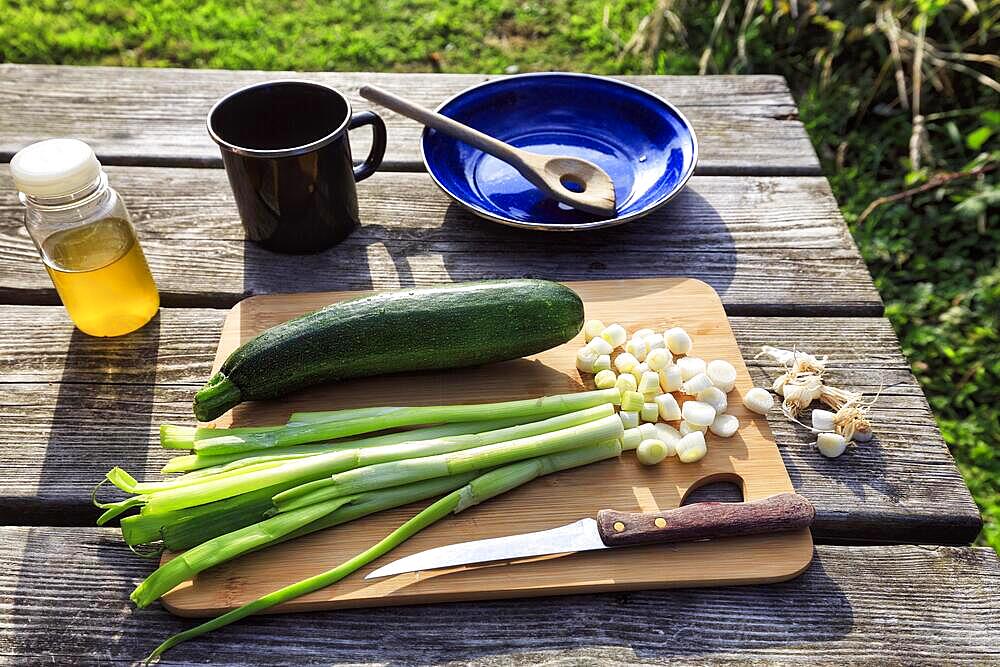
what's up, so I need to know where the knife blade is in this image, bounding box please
[365,492,813,580]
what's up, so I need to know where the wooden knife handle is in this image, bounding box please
[596,493,814,547]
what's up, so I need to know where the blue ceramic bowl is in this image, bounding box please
[422,73,698,231]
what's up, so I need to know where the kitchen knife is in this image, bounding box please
[365,492,814,579]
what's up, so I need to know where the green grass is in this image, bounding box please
[2,0,997,550]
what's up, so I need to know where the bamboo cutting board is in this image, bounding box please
[162,278,813,617]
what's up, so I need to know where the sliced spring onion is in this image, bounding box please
[620,390,644,412]
[696,386,728,415]
[744,387,775,415]
[618,411,639,429]
[654,393,682,421]
[576,346,600,372]
[681,372,713,396]
[640,402,659,423]
[615,373,638,395]
[593,369,618,389]
[680,420,708,435]
[614,352,639,374]
[709,414,740,438]
[676,431,707,463]
[645,348,672,371]
[636,439,670,465]
[583,319,606,342]
[677,356,706,381]
[658,366,683,392]
[653,423,681,446]
[600,323,627,348]
[194,389,621,456]
[593,354,612,372]
[586,336,613,356]
[681,400,716,427]
[633,328,656,340]
[645,333,666,352]
[706,359,737,393]
[625,337,648,362]
[664,327,692,355]
[638,371,660,395]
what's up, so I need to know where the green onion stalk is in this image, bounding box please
[193,389,620,456]
[160,416,539,475]
[130,472,481,607]
[273,412,624,512]
[111,405,617,516]
[143,438,623,662]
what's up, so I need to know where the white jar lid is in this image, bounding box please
[10,138,102,198]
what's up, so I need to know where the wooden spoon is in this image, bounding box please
[359,85,617,217]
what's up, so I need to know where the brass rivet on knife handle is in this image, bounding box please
[595,492,815,548]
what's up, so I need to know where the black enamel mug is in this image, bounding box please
[208,80,387,254]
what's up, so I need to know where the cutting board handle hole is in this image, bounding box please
[681,474,745,505]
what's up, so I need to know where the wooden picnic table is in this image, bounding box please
[0,64,996,664]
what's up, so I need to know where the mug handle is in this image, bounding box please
[349,111,387,182]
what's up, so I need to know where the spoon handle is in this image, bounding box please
[359,85,523,166]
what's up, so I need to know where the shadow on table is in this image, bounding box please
[7,316,161,525]
[237,186,736,305]
[111,549,851,663]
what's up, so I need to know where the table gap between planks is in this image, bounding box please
[0,64,993,664]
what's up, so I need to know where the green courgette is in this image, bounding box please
[193,279,585,421]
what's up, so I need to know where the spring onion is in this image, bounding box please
[696,386,728,414]
[645,348,672,371]
[816,432,847,458]
[193,389,620,456]
[614,352,639,373]
[681,400,716,427]
[645,333,666,352]
[625,337,647,361]
[576,346,599,372]
[677,356,706,381]
[636,439,671,465]
[709,414,740,438]
[600,323,627,348]
[664,327,692,355]
[587,336,613,356]
[583,319,605,342]
[811,409,836,432]
[679,420,707,435]
[638,371,660,395]
[639,403,658,422]
[615,373,638,394]
[706,359,737,393]
[744,387,774,414]
[653,423,681,446]
[620,390,644,412]
[144,439,624,661]
[676,431,707,463]
[162,417,533,474]
[142,406,617,514]
[593,369,617,389]
[681,372,713,396]
[654,393,681,421]
[658,366,683,392]
[618,411,639,429]
[273,414,624,512]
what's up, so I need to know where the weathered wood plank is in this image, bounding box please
[0,306,978,544]
[0,64,820,175]
[0,527,996,664]
[0,166,882,315]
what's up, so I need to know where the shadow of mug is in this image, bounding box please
[208,80,387,254]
